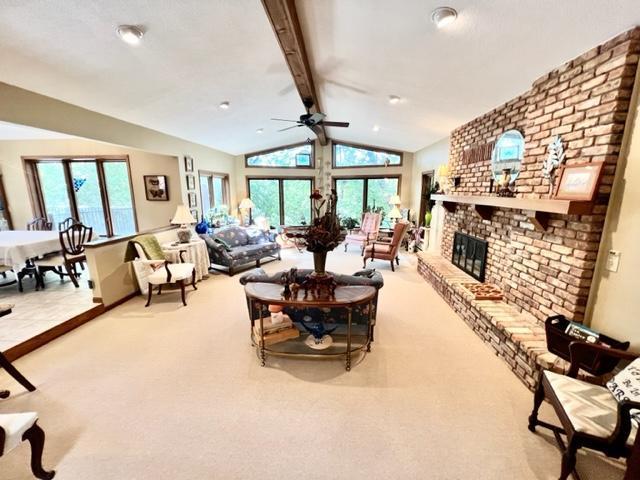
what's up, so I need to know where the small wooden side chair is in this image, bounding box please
[528,342,639,480]
[0,413,55,479]
[36,224,92,288]
[26,218,52,231]
[57,217,79,231]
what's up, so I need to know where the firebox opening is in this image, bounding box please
[452,232,488,282]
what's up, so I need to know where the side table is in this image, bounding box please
[162,239,210,281]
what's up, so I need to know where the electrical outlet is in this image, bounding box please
[606,250,621,272]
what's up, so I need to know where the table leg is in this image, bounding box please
[259,304,266,367]
[346,307,352,371]
[0,351,36,392]
[367,300,373,352]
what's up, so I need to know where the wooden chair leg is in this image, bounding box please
[0,351,36,391]
[64,262,79,288]
[145,285,153,307]
[559,441,578,480]
[396,256,400,266]
[344,243,348,252]
[22,423,55,480]
[363,257,367,269]
[390,260,395,272]
[157,285,162,295]
[191,269,197,290]
[180,280,187,306]
[528,377,545,432]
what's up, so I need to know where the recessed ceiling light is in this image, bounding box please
[219,101,230,110]
[372,125,380,132]
[256,128,264,134]
[116,25,144,45]
[431,7,457,28]
[388,95,401,105]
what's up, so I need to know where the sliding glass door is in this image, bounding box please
[247,177,313,226]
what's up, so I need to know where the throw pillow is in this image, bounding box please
[606,358,640,425]
[214,237,233,252]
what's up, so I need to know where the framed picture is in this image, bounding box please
[188,192,197,208]
[143,175,169,201]
[190,209,199,220]
[184,155,194,172]
[554,161,604,201]
[186,174,196,190]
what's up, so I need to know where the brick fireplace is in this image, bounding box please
[418,27,640,388]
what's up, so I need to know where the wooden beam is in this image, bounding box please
[261,0,328,145]
[525,210,550,232]
[474,205,493,221]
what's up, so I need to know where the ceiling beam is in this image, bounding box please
[261,0,328,145]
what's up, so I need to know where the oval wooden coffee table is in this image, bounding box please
[244,282,377,371]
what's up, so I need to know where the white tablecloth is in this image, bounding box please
[162,239,210,282]
[0,231,61,267]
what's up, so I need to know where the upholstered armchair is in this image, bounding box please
[343,212,381,254]
[0,413,55,479]
[363,221,410,271]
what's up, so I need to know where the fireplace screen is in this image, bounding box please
[452,232,488,282]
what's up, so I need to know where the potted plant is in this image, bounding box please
[424,209,432,228]
[341,216,359,234]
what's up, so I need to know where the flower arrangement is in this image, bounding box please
[304,189,343,254]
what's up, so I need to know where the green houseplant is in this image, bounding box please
[341,216,359,233]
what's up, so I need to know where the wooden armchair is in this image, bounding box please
[0,413,55,479]
[344,212,381,254]
[363,221,410,271]
[528,342,639,480]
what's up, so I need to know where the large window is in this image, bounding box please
[25,157,137,237]
[199,171,229,213]
[247,177,313,226]
[245,142,314,168]
[333,142,402,168]
[334,176,400,227]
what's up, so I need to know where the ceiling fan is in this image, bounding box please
[271,100,349,135]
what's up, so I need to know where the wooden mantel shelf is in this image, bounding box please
[430,194,593,231]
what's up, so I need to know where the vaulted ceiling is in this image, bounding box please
[0,1,639,155]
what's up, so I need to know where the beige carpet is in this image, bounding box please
[0,248,625,479]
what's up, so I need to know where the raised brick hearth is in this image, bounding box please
[418,252,576,390]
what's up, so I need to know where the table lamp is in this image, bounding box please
[388,206,402,224]
[171,205,197,243]
[239,197,255,226]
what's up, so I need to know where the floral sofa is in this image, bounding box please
[239,268,384,341]
[200,225,280,275]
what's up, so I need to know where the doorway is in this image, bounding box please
[418,171,434,226]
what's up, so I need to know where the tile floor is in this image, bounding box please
[0,269,97,351]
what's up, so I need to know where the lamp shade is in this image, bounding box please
[171,205,196,225]
[388,206,402,219]
[239,198,255,209]
[388,195,401,206]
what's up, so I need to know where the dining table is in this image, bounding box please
[0,230,61,268]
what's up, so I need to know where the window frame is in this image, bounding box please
[331,140,403,169]
[198,170,230,212]
[246,175,315,226]
[332,174,402,222]
[244,141,315,169]
[23,155,139,237]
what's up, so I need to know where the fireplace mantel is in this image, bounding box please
[430,194,593,231]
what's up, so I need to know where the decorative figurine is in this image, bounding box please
[497,168,515,197]
[299,315,337,350]
[543,135,566,197]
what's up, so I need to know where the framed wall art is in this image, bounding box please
[188,192,197,208]
[186,174,196,190]
[184,155,194,172]
[553,161,604,201]
[143,175,169,201]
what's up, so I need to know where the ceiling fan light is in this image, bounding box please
[256,128,264,134]
[431,7,457,28]
[372,125,380,132]
[219,101,230,110]
[116,25,144,45]
[388,95,401,105]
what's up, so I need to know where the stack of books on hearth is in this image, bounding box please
[253,313,299,346]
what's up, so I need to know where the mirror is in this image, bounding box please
[491,130,524,183]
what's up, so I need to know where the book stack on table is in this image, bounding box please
[254,313,299,346]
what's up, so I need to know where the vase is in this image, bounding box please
[313,251,327,276]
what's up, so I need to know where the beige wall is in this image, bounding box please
[0,82,238,213]
[588,67,640,350]
[410,137,450,214]
[0,138,181,232]
[234,140,414,219]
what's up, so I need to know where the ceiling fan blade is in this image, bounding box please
[271,118,300,123]
[322,121,350,128]
[278,125,303,132]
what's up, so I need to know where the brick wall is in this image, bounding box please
[441,27,640,323]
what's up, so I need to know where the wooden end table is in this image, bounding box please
[244,282,377,371]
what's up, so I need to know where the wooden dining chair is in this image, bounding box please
[57,217,79,231]
[0,413,55,479]
[26,218,52,231]
[35,224,92,288]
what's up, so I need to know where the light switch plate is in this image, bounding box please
[606,250,621,272]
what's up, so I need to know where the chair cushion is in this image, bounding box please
[364,243,392,254]
[544,371,637,445]
[345,233,368,243]
[147,263,195,284]
[35,253,85,267]
[606,358,640,424]
[0,412,38,454]
[213,237,232,252]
